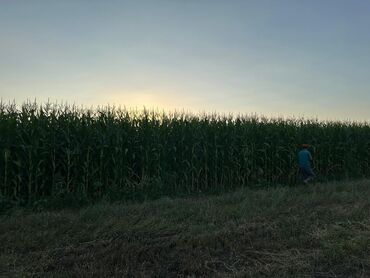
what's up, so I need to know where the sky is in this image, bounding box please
[1,0,370,121]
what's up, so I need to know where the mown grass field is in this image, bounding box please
[1,179,370,277]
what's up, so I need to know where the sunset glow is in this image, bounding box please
[1,1,370,121]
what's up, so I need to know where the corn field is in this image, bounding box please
[1,101,370,202]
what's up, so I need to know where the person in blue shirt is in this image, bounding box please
[298,144,315,184]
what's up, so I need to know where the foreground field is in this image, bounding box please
[1,180,370,277]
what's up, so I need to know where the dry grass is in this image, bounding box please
[1,180,370,277]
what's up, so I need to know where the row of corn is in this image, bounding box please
[1,101,370,202]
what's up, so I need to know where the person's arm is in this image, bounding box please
[309,152,313,167]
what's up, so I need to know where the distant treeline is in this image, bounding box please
[1,102,370,203]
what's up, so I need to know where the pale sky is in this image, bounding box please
[1,0,370,121]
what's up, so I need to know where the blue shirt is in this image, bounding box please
[298,149,312,168]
